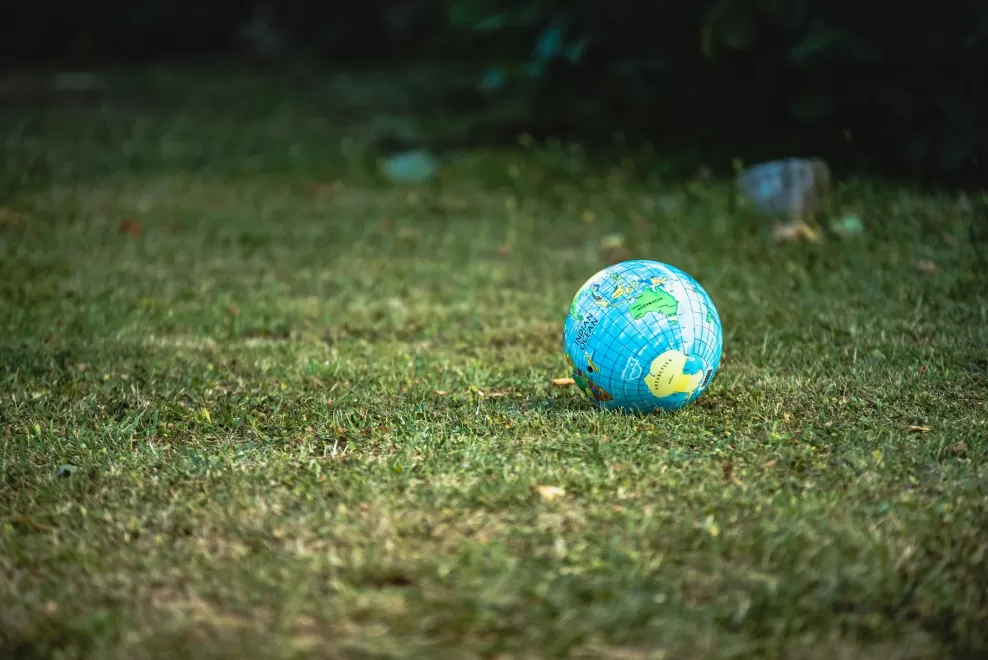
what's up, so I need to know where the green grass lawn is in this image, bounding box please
[2,67,987,659]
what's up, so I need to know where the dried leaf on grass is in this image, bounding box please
[599,232,628,262]
[477,389,509,398]
[772,221,821,243]
[305,180,344,200]
[536,485,566,502]
[599,233,625,251]
[118,218,143,238]
[0,208,22,229]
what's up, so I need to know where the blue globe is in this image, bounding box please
[562,260,723,413]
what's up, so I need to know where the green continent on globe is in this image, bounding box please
[569,298,583,321]
[706,306,714,323]
[629,287,678,321]
[573,369,590,394]
[572,367,612,402]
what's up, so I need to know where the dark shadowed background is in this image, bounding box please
[3,0,987,185]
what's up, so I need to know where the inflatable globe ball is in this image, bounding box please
[562,260,723,413]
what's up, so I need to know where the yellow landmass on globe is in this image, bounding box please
[645,349,703,398]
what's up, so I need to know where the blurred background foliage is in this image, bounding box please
[3,0,986,185]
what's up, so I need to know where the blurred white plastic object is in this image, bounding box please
[735,158,831,242]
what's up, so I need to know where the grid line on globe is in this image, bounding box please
[562,260,723,413]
